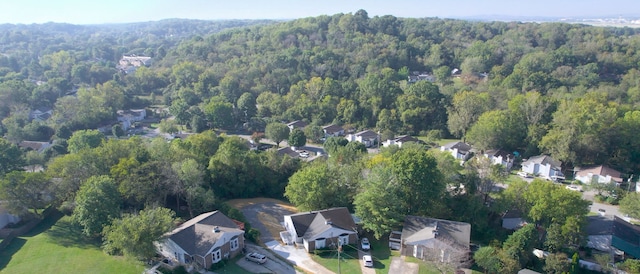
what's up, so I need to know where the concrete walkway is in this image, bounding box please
[266,240,334,274]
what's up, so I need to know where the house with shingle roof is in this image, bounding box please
[382,135,419,148]
[286,120,307,132]
[483,149,514,170]
[322,124,344,137]
[440,141,472,161]
[400,216,471,263]
[345,130,379,148]
[157,211,244,269]
[521,155,563,179]
[282,207,358,252]
[18,141,52,153]
[575,165,623,185]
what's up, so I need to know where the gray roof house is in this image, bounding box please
[400,216,471,264]
[483,149,514,170]
[286,120,307,131]
[521,155,563,179]
[382,135,419,148]
[440,141,472,161]
[322,124,344,137]
[157,211,244,270]
[345,130,379,148]
[283,207,358,252]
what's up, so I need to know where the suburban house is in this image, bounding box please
[611,216,640,258]
[382,135,419,148]
[0,203,20,229]
[322,124,344,137]
[286,120,307,132]
[117,109,146,129]
[502,210,526,230]
[575,165,623,185]
[282,207,358,253]
[18,141,52,153]
[408,71,435,83]
[29,108,53,122]
[483,149,514,170]
[277,147,301,158]
[157,211,245,269]
[521,155,563,179]
[518,269,542,274]
[440,141,473,161]
[586,215,613,253]
[400,215,471,263]
[345,130,379,148]
[117,55,152,74]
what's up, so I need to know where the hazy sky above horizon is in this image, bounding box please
[2,0,639,25]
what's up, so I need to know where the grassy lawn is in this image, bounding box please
[311,245,361,274]
[0,213,144,274]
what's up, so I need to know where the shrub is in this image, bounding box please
[246,227,261,243]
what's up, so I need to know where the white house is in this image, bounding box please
[157,211,244,269]
[440,141,472,161]
[117,109,146,129]
[322,124,344,137]
[575,165,623,185]
[382,135,419,148]
[345,130,379,148]
[521,155,563,179]
[282,207,358,252]
[483,149,514,170]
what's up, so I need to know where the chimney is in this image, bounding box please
[213,226,220,233]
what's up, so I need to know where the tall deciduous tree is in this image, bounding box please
[620,192,640,219]
[73,175,121,236]
[285,162,350,211]
[0,171,51,216]
[447,91,491,139]
[102,207,177,260]
[288,128,306,148]
[265,122,289,148]
[354,166,404,239]
[0,138,24,175]
[67,129,104,154]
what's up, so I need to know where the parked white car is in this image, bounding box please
[361,237,370,251]
[517,171,532,178]
[363,255,373,267]
[245,252,267,264]
[566,185,582,192]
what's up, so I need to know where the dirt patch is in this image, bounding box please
[257,212,287,241]
[227,198,298,213]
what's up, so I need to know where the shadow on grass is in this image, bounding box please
[22,209,64,237]
[45,216,102,248]
[0,237,26,270]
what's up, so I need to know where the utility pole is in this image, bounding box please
[337,240,342,274]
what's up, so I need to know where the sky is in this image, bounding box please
[2,0,639,25]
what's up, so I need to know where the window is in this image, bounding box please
[212,249,221,263]
[230,237,239,251]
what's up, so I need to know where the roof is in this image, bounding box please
[277,147,300,158]
[322,124,343,134]
[167,211,243,257]
[392,135,418,143]
[518,269,542,274]
[18,141,50,152]
[612,216,640,258]
[402,215,471,249]
[286,120,307,128]
[286,207,357,240]
[441,141,472,152]
[522,155,561,169]
[353,130,378,139]
[502,209,523,219]
[576,165,622,182]
[485,149,512,159]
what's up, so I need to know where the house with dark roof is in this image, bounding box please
[18,141,52,153]
[575,165,623,185]
[521,155,563,179]
[117,109,146,129]
[322,124,344,137]
[382,135,419,148]
[502,210,526,230]
[282,207,358,252]
[345,130,379,148]
[157,211,244,269]
[286,120,307,131]
[400,215,471,263]
[612,216,640,258]
[483,149,514,170]
[440,141,472,161]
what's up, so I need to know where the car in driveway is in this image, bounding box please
[363,255,373,267]
[566,185,582,192]
[361,237,370,251]
[517,171,532,178]
[245,252,267,264]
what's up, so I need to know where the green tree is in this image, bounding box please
[112,124,125,138]
[620,192,640,219]
[0,171,51,216]
[284,162,350,211]
[303,125,324,144]
[73,175,121,236]
[288,128,306,148]
[0,138,24,175]
[236,92,257,123]
[323,136,349,155]
[474,246,502,273]
[203,97,234,129]
[447,91,491,139]
[265,122,289,148]
[466,109,525,151]
[354,165,404,239]
[67,129,104,154]
[544,253,571,274]
[158,118,179,134]
[102,207,177,260]
[502,224,538,269]
[171,159,214,218]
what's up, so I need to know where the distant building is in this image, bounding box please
[575,165,623,185]
[286,120,307,132]
[117,109,146,129]
[408,71,435,83]
[117,55,152,74]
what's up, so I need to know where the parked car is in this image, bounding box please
[363,255,373,267]
[517,171,532,178]
[299,151,309,158]
[361,237,370,251]
[245,252,267,264]
[566,185,582,192]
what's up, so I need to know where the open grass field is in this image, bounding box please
[0,213,144,274]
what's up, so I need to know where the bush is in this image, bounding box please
[209,259,228,271]
[246,228,261,243]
